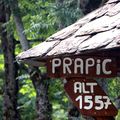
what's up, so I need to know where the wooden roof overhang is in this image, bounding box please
[17,0,120,73]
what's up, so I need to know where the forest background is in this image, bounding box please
[0,0,120,120]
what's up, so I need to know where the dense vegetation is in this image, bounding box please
[0,0,120,120]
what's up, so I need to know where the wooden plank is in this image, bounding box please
[106,2,120,16]
[64,78,118,117]
[46,23,80,41]
[17,41,60,60]
[46,29,120,57]
[47,35,90,56]
[74,16,112,36]
[47,56,117,78]
[77,28,120,52]
[75,10,120,37]
[95,116,115,120]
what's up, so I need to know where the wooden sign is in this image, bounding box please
[47,56,117,78]
[64,78,118,117]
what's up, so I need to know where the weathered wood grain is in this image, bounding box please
[46,23,80,41]
[47,35,90,56]
[106,2,120,16]
[77,28,120,52]
[17,41,60,60]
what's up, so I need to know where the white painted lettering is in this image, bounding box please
[76,95,82,109]
[82,83,90,93]
[74,82,82,93]
[95,96,104,110]
[63,57,72,74]
[51,57,113,76]
[86,83,97,93]
[84,96,93,110]
[96,59,101,75]
[52,58,61,73]
[102,59,112,75]
[76,95,112,110]
[103,96,111,109]
[86,58,95,74]
[74,58,83,74]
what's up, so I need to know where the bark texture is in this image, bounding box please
[1,29,19,120]
[30,68,52,120]
[8,0,52,119]
[68,102,80,120]
[8,0,29,51]
[0,2,19,119]
[0,1,6,22]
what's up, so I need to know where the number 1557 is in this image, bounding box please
[76,95,111,110]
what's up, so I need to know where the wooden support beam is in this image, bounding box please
[95,116,115,120]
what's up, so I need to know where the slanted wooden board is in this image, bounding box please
[47,56,117,78]
[95,117,115,120]
[64,78,118,117]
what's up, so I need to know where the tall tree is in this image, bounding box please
[0,1,19,120]
[8,0,52,119]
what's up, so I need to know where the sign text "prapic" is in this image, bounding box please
[47,57,116,78]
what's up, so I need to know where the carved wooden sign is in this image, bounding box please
[47,56,117,78]
[64,78,118,117]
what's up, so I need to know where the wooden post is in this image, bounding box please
[64,78,118,118]
[95,116,115,120]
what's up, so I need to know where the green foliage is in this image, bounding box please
[116,110,120,120]
[18,0,82,40]
[49,79,68,120]
[19,79,36,97]
[108,78,120,119]
[108,78,120,99]
[54,0,83,27]
[18,78,36,120]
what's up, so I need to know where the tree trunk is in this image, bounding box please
[1,29,19,120]
[68,102,80,120]
[115,96,120,109]
[30,69,52,120]
[0,2,19,119]
[7,0,29,51]
[8,0,52,119]
[97,79,108,94]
